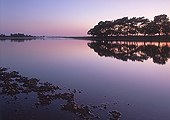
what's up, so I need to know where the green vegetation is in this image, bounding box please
[88,14,170,37]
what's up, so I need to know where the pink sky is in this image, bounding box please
[1,0,170,36]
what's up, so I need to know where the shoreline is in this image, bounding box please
[0,36,44,40]
[65,35,170,42]
[1,35,170,42]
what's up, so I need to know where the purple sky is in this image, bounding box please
[0,0,170,36]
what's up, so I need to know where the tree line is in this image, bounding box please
[0,33,33,37]
[87,14,170,37]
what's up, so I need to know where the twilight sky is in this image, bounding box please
[0,0,170,36]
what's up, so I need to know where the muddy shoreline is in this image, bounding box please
[0,67,121,120]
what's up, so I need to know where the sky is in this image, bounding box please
[0,0,170,36]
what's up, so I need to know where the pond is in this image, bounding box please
[1,38,170,120]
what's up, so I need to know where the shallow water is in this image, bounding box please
[1,38,170,120]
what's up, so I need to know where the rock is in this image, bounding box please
[109,110,121,120]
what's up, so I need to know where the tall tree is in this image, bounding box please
[154,14,170,35]
[136,17,150,36]
[144,21,160,35]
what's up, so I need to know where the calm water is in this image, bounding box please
[1,38,170,120]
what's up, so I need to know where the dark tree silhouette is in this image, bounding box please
[88,14,170,37]
[144,21,160,35]
[0,34,6,37]
[138,18,150,36]
[128,17,139,35]
[154,14,170,35]
[10,33,33,37]
[0,33,33,37]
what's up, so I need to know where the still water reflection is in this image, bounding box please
[88,41,170,65]
[1,38,170,120]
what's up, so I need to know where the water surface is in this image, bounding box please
[1,38,170,120]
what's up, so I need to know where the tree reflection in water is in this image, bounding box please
[88,41,170,65]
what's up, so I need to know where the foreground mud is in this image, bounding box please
[0,67,121,120]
